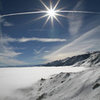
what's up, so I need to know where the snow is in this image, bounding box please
[4,66,100,100]
[1,51,100,100]
[0,66,86,100]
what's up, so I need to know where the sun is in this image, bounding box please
[35,0,65,26]
[47,9,56,17]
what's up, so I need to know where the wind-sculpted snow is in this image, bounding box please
[3,66,100,100]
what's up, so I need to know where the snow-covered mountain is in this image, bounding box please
[2,51,100,100]
[44,51,100,67]
[5,65,100,100]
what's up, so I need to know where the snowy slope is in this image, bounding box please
[2,51,100,100]
[74,51,100,67]
[4,66,100,100]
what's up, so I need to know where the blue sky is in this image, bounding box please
[0,0,100,66]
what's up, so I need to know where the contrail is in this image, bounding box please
[58,10,100,14]
[0,11,47,18]
[0,10,100,18]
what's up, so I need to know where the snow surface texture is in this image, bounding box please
[3,66,100,100]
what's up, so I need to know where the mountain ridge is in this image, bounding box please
[44,51,100,67]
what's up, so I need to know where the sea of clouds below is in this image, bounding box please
[0,66,87,99]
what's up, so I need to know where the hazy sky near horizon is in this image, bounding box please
[0,0,100,66]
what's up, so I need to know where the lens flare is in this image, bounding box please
[36,0,64,26]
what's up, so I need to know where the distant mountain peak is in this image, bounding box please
[44,51,100,67]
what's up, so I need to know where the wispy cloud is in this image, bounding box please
[0,45,22,58]
[0,35,66,66]
[0,37,67,43]
[44,25,100,61]
[33,47,45,54]
[3,21,13,27]
[18,37,67,42]
[0,18,13,27]
[44,51,49,53]
[0,43,26,66]
[67,0,84,35]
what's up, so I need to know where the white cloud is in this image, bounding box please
[0,37,67,43]
[18,37,66,42]
[44,25,100,61]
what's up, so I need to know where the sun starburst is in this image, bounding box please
[36,0,65,26]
